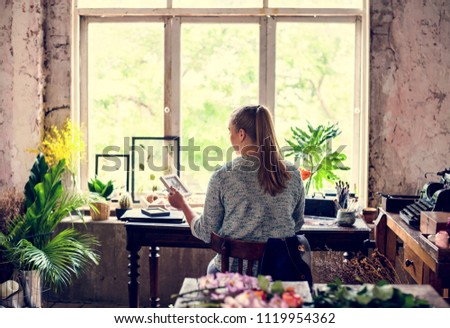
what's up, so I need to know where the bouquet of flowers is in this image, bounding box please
[175,273,304,308]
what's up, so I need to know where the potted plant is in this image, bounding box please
[0,153,100,307]
[88,177,114,221]
[116,192,132,220]
[0,189,25,285]
[285,122,350,195]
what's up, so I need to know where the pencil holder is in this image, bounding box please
[336,209,356,227]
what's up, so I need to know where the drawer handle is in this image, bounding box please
[405,259,414,267]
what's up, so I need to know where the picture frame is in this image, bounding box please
[95,154,130,193]
[160,174,191,197]
[131,136,180,202]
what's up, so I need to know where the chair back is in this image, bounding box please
[210,232,266,276]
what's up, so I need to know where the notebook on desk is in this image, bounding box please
[121,209,185,224]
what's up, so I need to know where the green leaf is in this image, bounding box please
[355,292,373,305]
[271,281,285,295]
[373,284,394,301]
[257,275,270,292]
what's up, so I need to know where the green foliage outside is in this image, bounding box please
[88,20,356,194]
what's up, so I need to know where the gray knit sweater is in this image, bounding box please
[191,155,305,271]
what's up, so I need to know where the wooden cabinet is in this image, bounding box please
[375,208,450,298]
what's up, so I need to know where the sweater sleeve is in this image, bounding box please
[191,170,225,243]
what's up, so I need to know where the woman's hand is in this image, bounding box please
[167,186,198,227]
[167,186,186,209]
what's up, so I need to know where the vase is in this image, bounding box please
[336,209,356,227]
[19,270,41,308]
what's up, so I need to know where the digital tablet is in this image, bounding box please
[160,175,191,197]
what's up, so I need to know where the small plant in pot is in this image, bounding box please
[285,122,350,195]
[116,192,132,220]
[88,177,114,221]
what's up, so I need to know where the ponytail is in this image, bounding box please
[231,105,291,196]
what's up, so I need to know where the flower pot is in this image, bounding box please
[116,208,131,220]
[336,209,356,227]
[90,202,110,221]
[19,270,41,308]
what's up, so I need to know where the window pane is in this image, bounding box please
[270,0,362,9]
[78,0,166,8]
[88,23,164,192]
[174,0,262,8]
[180,24,259,192]
[275,22,355,192]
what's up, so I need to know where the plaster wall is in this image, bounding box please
[0,0,45,189]
[369,0,450,205]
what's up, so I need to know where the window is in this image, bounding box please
[74,0,369,203]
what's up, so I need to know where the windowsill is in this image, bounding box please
[76,193,206,218]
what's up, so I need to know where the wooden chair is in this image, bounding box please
[210,232,266,276]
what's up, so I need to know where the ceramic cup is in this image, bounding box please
[435,231,449,249]
[336,209,356,227]
[362,207,378,224]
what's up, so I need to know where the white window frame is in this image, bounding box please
[72,1,370,204]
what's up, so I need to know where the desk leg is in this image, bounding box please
[149,245,160,308]
[128,245,141,308]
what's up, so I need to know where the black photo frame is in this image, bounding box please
[95,154,130,193]
[131,136,180,203]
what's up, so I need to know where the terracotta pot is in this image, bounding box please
[362,207,378,224]
[90,202,110,221]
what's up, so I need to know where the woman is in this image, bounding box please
[168,105,305,274]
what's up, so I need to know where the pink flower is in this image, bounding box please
[267,294,289,308]
[192,273,304,308]
[198,274,219,289]
[282,289,304,308]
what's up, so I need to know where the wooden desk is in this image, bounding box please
[124,210,370,308]
[375,209,450,297]
[175,277,448,308]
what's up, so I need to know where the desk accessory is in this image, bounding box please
[399,167,450,228]
[160,174,191,197]
[141,207,170,217]
[122,209,185,223]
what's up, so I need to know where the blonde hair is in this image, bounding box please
[230,105,291,196]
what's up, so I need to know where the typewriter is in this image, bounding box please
[400,167,450,228]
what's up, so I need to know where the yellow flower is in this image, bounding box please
[36,119,85,174]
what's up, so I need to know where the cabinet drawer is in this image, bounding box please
[403,246,424,283]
